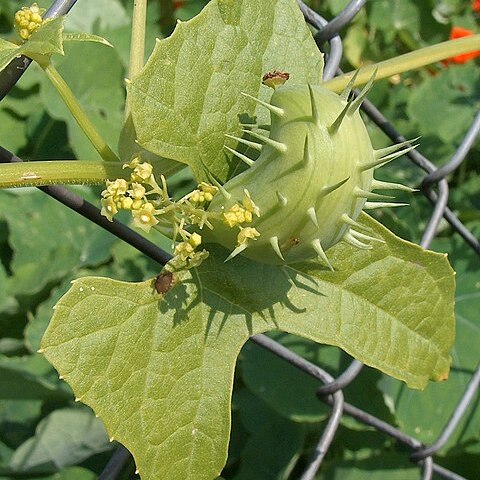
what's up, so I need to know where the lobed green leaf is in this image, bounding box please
[41,215,454,479]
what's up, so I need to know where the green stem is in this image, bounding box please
[323,35,480,92]
[43,63,120,162]
[126,0,148,117]
[0,161,127,189]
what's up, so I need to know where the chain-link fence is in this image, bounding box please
[0,0,479,479]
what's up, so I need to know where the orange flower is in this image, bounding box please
[473,0,480,13]
[173,0,185,9]
[443,26,480,64]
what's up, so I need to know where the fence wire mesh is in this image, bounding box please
[0,0,479,479]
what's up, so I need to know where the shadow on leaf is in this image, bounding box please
[156,243,328,339]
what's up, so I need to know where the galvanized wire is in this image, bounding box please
[44,0,79,18]
[0,0,479,479]
[422,112,480,188]
[251,334,344,480]
[313,0,367,44]
[315,359,363,395]
[98,444,133,480]
[411,361,480,462]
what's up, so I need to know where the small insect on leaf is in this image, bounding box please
[155,271,175,294]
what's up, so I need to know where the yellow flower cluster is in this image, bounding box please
[188,182,218,204]
[168,232,209,272]
[222,189,261,248]
[174,232,202,260]
[14,3,45,41]
[223,204,252,227]
[223,189,260,227]
[100,158,220,270]
[100,161,263,269]
[237,226,260,246]
[101,158,162,232]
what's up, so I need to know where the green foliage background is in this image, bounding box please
[0,0,478,478]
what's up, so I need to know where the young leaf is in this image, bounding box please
[21,17,65,61]
[41,215,454,480]
[62,33,113,47]
[0,16,112,73]
[0,38,19,72]
[128,0,324,183]
[0,17,65,71]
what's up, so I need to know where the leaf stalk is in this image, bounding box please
[0,160,127,188]
[43,62,120,162]
[126,0,148,117]
[323,35,480,92]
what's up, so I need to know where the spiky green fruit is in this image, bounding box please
[205,76,413,266]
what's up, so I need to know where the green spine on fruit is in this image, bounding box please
[205,72,415,266]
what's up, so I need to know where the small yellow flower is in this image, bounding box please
[237,227,260,246]
[188,232,202,248]
[188,182,218,204]
[101,196,118,222]
[119,196,133,210]
[123,157,140,170]
[174,241,195,261]
[132,198,144,210]
[104,178,129,197]
[17,18,29,28]
[128,182,146,200]
[131,202,159,232]
[223,204,252,228]
[242,189,260,217]
[30,13,43,24]
[131,162,153,182]
[223,207,239,228]
[174,233,202,260]
[189,190,204,203]
[199,182,218,201]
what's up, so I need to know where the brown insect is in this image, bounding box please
[155,271,174,294]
